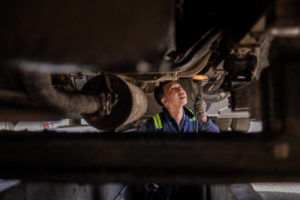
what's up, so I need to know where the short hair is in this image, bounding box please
[154,81,172,106]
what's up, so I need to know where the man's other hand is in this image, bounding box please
[194,98,207,123]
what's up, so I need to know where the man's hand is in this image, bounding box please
[193,98,207,123]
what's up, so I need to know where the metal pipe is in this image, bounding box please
[203,92,230,103]
[21,71,100,114]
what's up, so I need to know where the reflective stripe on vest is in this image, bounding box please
[188,109,196,121]
[152,113,163,130]
[152,110,195,130]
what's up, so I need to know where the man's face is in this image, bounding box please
[161,81,187,108]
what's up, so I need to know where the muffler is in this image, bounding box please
[81,74,148,131]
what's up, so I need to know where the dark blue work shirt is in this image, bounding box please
[140,107,219,133]
[141,107,219,200]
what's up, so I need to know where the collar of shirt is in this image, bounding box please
[161,107,194,132]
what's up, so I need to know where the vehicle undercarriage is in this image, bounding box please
[1,0,300,199]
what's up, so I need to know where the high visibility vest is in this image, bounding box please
[152,113,163,130]
[152,109,196,130]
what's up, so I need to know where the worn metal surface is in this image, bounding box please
[0,0,276,73]
[0,132,299,183]
[0,0,174,72]
[82,74,148,130]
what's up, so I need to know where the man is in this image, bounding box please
[140,80,219,200]
[140,80,219,133]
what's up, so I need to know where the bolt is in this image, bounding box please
[273,143,290,159]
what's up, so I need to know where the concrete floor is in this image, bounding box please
[252,183,300,200]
